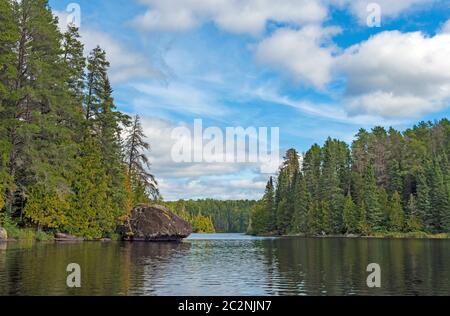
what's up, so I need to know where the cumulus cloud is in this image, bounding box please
[255,26,340,89]
[338,30,450,118]
[139,116,272,200]
[132,0,435,34]
[132,0,327,35]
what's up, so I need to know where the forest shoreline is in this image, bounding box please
[2,227,450,242]
[252,232,450,239]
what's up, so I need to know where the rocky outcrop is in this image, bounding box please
[0,227,7,241]
[124,204,192,241]
[54,232,84,241]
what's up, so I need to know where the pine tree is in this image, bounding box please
[264,177,276,232]
[5,0,79,222]
[320,138,345,233]
[357,200,369,235]
[416,168,432,231]
[249,200,268,235]
[363,165,383,231]
[275,149,299,234]
[343,193,357,234]
[428,160,450,233]
[406,194,422,232]
[303,144,321,200]
[0,0,17,216]
[388,191,405,231]
[378,187,389,229]
[276,197,289,235]
[319,201,332,234]
[124,115,159,201]
[307,200,320,234]
[62,25,85,105]
[388,159,403,195]
[85,46,110,122]
[251,120,449,237]
[291,173,309,234]
[250,177,275,234]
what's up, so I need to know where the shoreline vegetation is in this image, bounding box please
[1,228,449,243]
[263,232,450,239]
[162,199,256,234]
[248,120,450,239]
[0,1,159,241]
[1,1,449,243]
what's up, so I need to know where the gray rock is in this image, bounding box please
[0,227,7,241]
[124,204,192,241]
[54,232,84,241]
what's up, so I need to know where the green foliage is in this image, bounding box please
[343,194,357,234]
[0,0,158,238]
[363,165,383,231]
[164,199,255,233]
[406,194,423,232]
[124,115,159,204]
[388,191,405,231]
[249,177,275,235]
[24,186,70,229]
[191,214,216,233]
[252,119,450,236]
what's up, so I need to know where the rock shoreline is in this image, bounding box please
[122,204,192,242]
[0,204,193,243]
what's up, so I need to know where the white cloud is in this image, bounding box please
[132,82,230,117]
[338,30,450,118]
[132,0,435,34]
[255,26,340,89]
[81,30,161,82]
[139,116,270,200]
[251,87,405,125]
[53,10,161,83]
[133,0,327,35]
[328,0,433,23]
[441,19,450,33]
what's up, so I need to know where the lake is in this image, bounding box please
[1,233,449,295]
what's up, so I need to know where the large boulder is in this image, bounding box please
[0,227,7,241]
[124,204,192,241]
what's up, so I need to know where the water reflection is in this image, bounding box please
[0,235,449,296]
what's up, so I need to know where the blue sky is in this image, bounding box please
[51,0,450,200]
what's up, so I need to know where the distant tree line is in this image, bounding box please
[0,0,157,238]
[164,199,256,233]
[250,120,450,236]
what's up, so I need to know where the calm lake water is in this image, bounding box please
[1,233,450,296]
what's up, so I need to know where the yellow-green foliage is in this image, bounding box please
[169,205,216,233]
[65,137,118,239]
[24,186,69,229]
[0,184,4,213]
[191,214,215,233]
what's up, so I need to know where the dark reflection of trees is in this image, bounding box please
[0,241,190,296]
[261,238,450,296]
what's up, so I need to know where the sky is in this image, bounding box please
[50,0,450,201]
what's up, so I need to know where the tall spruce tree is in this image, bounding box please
[363,165,383,231]
[291,172,309,234]
[406,194,422,232]
[123,115,159,202]
[343,193,357,234]
[388,191,405,232]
